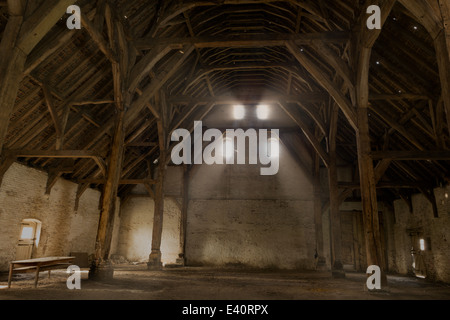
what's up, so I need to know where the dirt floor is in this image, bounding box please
[1,264,450,300]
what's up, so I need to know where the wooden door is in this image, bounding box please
[16,221,37,260]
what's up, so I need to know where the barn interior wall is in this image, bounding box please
[0,162,121,272]
[392,187,450,283]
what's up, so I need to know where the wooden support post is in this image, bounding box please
[313,150,326,269]
[328,105,345,278]
[356,106,387,286]
[353,0,395,288]
[177,165,190,266]
[90,110,125,280]
[148,91,169,270]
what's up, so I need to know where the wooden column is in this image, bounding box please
[313,152,326,269]
[90,110,125,280]
[148,91,169,270]
[328,105,345,278]
[177,164,190,266]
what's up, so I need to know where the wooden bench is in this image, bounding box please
[8,256,75,288]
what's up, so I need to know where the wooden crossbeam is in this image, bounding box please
[278,102,330,168]
[77,179,157,185]
[370,150,450,160]
[168,93,326,104]
[4,149,106,176]
[134,31,351,50]
[286,41,358,130]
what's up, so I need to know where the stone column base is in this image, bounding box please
[89,260,114,281]
[331,261,346,278]
[147,250,162,270]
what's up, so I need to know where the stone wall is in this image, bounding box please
[391,187,450,283]
[0,162,120,272]
[185,143,317,269]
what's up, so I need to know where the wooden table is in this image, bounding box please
[8,256,75,288]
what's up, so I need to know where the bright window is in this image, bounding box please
[419,239,425,251]
[20,227,34,240]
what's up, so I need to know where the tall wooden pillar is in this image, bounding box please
[328,105,345,278]
[90,110,125,280]
[177,164,190,266]
[148,91,169,270]
[313,146,326,269]
[356,106,387,285]
[148,149,167,270]
[355,47,387,283]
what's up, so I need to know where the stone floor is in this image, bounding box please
[1,264,450,300]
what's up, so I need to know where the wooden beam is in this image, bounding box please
[168,93,326,105]
[369,93,431,101]
[0,16,26,155]
[354,0,396,286]
[5,149,103,159]
[370,150,450,160]
[328,104,345,277]
[91,110,126,278]
[77,178,157,185]
[398,0,443,40]
[128,45,179,94]
[0,0,79,155]
[434,30,450,137]
[125,46,195,125]
[16,0,74,55]
[286,41,358,130]
[81,10,118,64]
[278,102,330,168]
[338,181,433,189]
[134,31,351,50]
[42,84,63,149]
[148,91,169,269]
[311,40,354,92]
